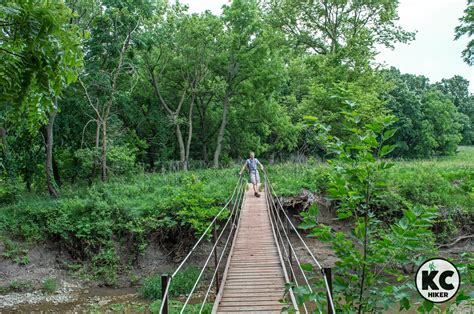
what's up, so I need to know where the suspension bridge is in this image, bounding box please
[159,172,335,314]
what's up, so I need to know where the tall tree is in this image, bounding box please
[266,0,414,61]
[79,0,152,181]
[213,0,282,168]
[0,0,83,196]
[382,69,463,157]
[435,75,474,144]
[140,5,220,170]
[455,0,474,65]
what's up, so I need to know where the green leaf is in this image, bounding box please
[300,263,313,272]
[422,300,434,311]
[299,220,317,230]
[399,297,410,311]
[337,209,353,219]
[303,115,318,121]
[383,128,397,141]
[456,290,470,305]
[380,144,396,157]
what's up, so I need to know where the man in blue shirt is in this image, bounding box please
[239,151,264,197]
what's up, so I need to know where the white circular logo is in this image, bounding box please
[415,258,460,303]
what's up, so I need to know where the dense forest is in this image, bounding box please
[0,0,473,313]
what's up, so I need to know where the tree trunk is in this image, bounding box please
[52,155,61,186]
[176,122,186,171]
[89,118,101,185]
[45,111,59,198]
[101,119,107,181]
[184,95,195,171]
[147,139,156,171]
[213,92,230,168]
[203,142,208,164]
[0,127,13,180]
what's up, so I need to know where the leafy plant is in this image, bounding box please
[42,277,58,294]
[140,267,200,300]
[296,102,440,312]
[149,299,212,314]
[175,175,224,236]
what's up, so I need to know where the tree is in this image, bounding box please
[382,69,463,157]
[434,76,474,144]
[0,0,83,196]
[266,0,414,61]
[140,5,220,170]
[212,0,284,167]
[78,0,153,181]
[455,0,474,65]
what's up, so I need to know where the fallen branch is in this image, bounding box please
[437,234,474,248]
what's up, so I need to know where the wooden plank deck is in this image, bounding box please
[214,184,287,313]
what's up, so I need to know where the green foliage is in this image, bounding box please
[435,75,474,145]
[140,267,200,300]
[0,0,83,130]
[175,175,222,235]
[382,68,464,157]
[7,280,33,293]
[74,145,139,178]
[92,248,119,286]
[149,300,212,314]
[1,238,29,265]
[269,0,414,59]
[0,168,237,284]
[41,277,58,294]
[455,0,474,65]
[296,103,439,313]
[0,178,22,205]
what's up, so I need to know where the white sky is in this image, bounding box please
[182,0,474,92]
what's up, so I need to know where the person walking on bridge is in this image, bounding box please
[239,151,264,197]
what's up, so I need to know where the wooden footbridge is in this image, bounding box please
[158,173,335,314]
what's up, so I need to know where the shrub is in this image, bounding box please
[140,267,200,300]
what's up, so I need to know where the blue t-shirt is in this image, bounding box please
[246,158,260,173]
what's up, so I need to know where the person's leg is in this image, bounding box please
[250,172,257,192]
[255,172,261,197]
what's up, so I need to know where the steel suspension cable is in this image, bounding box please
[265,178,309,314]
[199,180,246,313]
[263,182,300,312]
[159,176,244,314]
[264,171,336,314]
[180,178,246,313]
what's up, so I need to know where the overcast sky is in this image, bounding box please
[181,0,473,92]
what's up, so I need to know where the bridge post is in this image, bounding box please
[161,274,169,314]
[323,268,333,314]
[213,221,220,293]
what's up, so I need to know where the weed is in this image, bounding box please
[140,267,200,300]
[42,277,58,294]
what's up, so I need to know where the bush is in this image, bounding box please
[74,145,139,180]
[140,267,200,300]
[0,179,22,205]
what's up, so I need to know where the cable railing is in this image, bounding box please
[159,175,246,314]
[263,170,336,314]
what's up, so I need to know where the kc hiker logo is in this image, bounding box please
[415,258,460,303]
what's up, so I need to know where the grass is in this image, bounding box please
[149,300,212,314]
[140,267,200,300]
[42,277,58,294]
